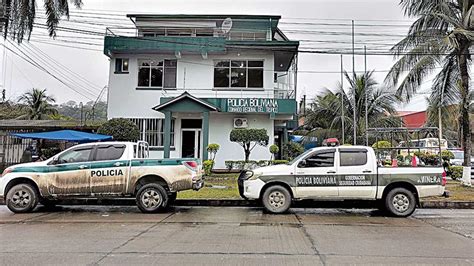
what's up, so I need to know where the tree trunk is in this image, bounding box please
[244,143,250,162]
[458,43,472,167]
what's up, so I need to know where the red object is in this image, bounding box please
[183,161,198,171]
[411,156,418,167]
[397,111,427,128]
[392,159,398,167]
[442,171,447,186]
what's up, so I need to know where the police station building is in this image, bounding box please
[104,14,299,168]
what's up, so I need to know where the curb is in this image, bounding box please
[27,198,474,209]
[420,201,474,209]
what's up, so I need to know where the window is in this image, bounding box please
[300,151,335,168]
[214,60,264,88]
[95,145,126,161]
[58,146,93,164]
[115,58,129,73]
[129,118,175,147]
[138,59,177,88]
[339,150,368,166]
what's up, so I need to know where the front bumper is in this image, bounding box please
[238,171,265,200]
[192,178,204,191]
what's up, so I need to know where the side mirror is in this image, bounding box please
[50,156,59,165]
[298,159,306,168]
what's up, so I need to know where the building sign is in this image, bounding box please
[226,98,279,113]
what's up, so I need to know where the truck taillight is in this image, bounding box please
[442,171,447,186]
[183,161,198,171]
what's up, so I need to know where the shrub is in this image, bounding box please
[269,144,279,160]
[98,118,140,141]
[203,160,214,176]
[372,140,391,150]
[207,143,220,161]
[441,150,454,161]
[272,160,289,165]
[230,128,269,161]
[447,165,463,180]
[224,161,234,171]
[283,142,304,160]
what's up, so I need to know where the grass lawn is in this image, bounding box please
[426,180,474,201]
[177,173,241,199]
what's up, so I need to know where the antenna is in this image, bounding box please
[221,18,233,34]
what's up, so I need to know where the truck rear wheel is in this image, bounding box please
[6,183,39,213]
[384,187,416,217]
[136,184,169,213]
[262,185,291,214]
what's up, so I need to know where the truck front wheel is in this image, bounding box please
[6,183,39,213]
[384,187,416,217]
[136,184,169,213]
[262,185,292,214]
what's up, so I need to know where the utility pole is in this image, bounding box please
[364,46,368,146]
[340,54,345,144]
[352,20,357,145]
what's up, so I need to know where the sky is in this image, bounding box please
[0,0,434,111]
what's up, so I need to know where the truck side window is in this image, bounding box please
[303,151,335,168]
[340,150,367,166]
[58,147,93,164]
[95,145,126,161]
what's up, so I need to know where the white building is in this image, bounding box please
[104,14,299,168]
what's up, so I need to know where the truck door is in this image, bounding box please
[48,145,93,196]
[295,148,338,198]
[337,148,376,198]
[90,144,129,195]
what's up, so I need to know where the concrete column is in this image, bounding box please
[202,111,209,160]
[163,111,171,158]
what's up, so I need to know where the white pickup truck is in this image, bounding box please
[0,141,204,213]
[238,146,446,217]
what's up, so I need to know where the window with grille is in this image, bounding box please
[128,118,175,147]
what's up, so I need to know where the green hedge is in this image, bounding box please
[447,165,463,180]
[224,160,289,171]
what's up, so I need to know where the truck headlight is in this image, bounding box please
[248,172,263,181]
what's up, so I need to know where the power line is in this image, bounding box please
[4,40,95,100]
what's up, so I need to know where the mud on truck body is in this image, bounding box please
[0,141,204,213]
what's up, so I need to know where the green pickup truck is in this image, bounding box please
[0,141,203,213]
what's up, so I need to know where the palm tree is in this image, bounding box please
[386,0,473,166]
[18,88,57,120]
[4,0,83,42]
[305,71,402,145]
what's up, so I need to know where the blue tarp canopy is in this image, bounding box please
[11,130,112,143]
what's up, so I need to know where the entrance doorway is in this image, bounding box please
[181,119,203,159]
[181,129,201,158]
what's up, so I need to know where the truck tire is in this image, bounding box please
[6,183,39,213]
[136,183,169,213]
[384,187,416,217]
[262,185,291,214]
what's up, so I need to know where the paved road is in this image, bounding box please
[0,206,473,265]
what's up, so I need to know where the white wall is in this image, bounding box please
[107,49,275,119]
[209,113,274,168]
